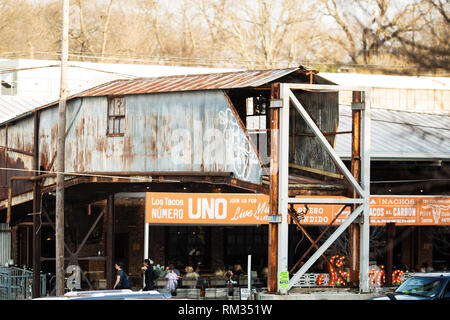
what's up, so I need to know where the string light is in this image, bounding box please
[392,270,404,285]
[327,255,348,286]
[316,274,326,286]
[317,255,403,287]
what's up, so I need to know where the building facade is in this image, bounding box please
[0,64,448,295]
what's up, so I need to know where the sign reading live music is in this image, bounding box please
[145,193,450,226]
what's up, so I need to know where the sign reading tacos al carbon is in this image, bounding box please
[369,196,450,225]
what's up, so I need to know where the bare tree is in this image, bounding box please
[395,0,450,72]
[319,0,444,72]
[0,0,447,72]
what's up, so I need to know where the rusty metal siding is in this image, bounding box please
[0,223,11,266]
[0,117,35,198]
[39,90,261,185]
[38,103,59,172]
[291,91,339,174]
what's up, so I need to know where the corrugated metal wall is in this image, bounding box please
[291,91,339,174]
[38,90,261,185]
[0,224,11,266]
[0,117,35,199]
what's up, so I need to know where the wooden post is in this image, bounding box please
[55,0,69,296]
[349,91,361,286]
[106,195,115,289]
[32,111,41,298]
[267,83,280,293]
[386,223,395,286]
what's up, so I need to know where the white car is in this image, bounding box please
[34,289,172,300]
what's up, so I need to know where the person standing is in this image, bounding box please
[142,259,156,291]
[165,265,179,294]
[113,262,130,290]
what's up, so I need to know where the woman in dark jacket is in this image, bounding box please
[142,259,156,291]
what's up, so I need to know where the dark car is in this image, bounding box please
[373,272,450,300]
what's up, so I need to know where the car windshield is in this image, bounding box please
[395,277,444,298]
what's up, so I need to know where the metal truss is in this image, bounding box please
[277,83,371,293]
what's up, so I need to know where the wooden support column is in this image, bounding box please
[386,223,395,286]
[349,91,361,286]
[267,83,280,293]
[32,111,41,298]
[106,195,115,289]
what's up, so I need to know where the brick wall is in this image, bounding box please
[149,226,165,266]
[113,198,145,277]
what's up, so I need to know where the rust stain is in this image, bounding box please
[150,114,158,159]
[39,140,50,170]
[96,138,107,153]
[0,150,33,198]
[123,136,133,169]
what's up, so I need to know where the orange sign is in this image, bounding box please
[145,193,270,225]
[369,196,450,226]
[290,196,450,226]
[145,193,450,226]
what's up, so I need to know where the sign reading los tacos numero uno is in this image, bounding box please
[145,193,450,226]
[146,193,270,225]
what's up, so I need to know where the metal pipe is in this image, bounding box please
[359,90,371,293]
[288,205,364,290]
[4,124,8,188]
[6,173,56,224]
[289,205,349,275]
[288,210,348,285]
[0,146,34,157]
[6,188,12,224]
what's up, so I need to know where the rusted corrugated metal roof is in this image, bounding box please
[74,67,300,97]
[0,67,302,126]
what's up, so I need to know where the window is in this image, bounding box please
[246,95,269,164]
[107,96,126,135]
[224,226,267,270]
[165,226,211,269]
[246,95,267,130]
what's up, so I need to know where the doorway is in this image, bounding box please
[114,233,129,273]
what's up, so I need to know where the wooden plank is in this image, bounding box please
[289,163,343,179]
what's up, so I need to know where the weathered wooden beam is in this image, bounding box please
[32,110,41,298]
[106,194,115,290]
[349,91,362,287]
[267,82,280,293]
[75,206,107,256]
[289,163,344,179]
